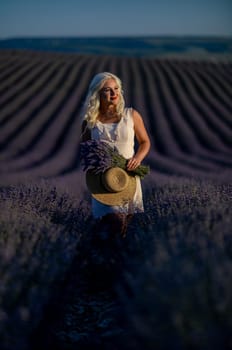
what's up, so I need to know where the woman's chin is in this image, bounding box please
[110,99,118,106]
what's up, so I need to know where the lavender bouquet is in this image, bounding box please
[80,139,150,179]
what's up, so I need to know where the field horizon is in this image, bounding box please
[0,36,232,60]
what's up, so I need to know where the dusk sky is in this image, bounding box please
[0,0,232,38]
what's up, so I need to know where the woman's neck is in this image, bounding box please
[100,104,116,116]
[98,108,121,123]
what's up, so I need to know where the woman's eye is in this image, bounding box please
[102,87,119,93]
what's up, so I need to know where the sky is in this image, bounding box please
[0,0,232,38]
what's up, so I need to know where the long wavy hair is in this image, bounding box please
[81,72,125,129]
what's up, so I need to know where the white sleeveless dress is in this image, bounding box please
[91,107,144,218]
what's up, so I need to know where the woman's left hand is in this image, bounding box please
[127,157,140,171]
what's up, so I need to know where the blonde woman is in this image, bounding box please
[81,72,150,236]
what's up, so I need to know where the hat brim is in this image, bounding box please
[86,169,136,206]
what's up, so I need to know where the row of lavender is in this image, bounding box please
[0,50,231,183]
[0,50,231,349]
[7,177,230,350]
[114,178,232,350]
[1,177,231,350]
[0,180,90,350]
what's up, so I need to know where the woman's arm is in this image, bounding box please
[127,109,151,171]
[81,120,91,142]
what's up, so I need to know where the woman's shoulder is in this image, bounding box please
[124,107,142,121]
[124,107,133,114]
[124,107,141,115]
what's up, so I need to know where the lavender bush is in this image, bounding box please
[0,176,231,350]
[0,180,91,350]
[27,176,232,350]
[113,178,232,350]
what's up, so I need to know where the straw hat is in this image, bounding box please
[86,167,136,206]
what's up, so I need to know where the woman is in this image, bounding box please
[81,72,150,236]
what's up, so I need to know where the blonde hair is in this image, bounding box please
[82,72,125,128]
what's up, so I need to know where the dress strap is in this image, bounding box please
[124,107,134,125]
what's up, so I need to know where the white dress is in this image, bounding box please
[91,107,144,218]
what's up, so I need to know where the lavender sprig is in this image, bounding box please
[80,140,150,179]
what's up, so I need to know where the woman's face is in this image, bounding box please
[99,78,120,107]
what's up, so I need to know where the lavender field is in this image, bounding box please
[0,49,232,350]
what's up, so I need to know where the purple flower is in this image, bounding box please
[80,140,150,178]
